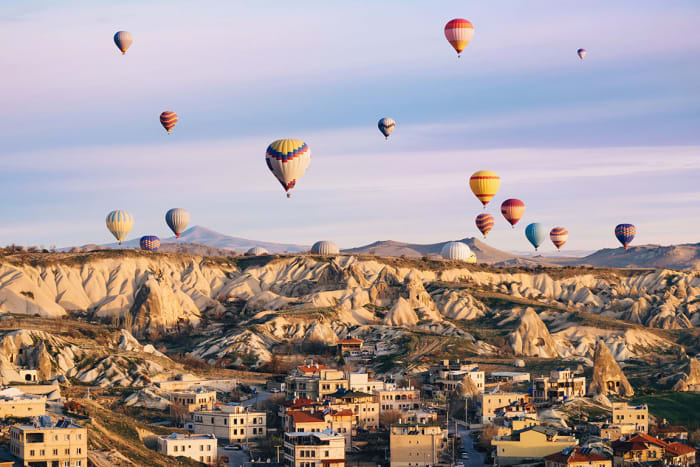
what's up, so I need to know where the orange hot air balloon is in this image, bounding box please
[501,199,525,228]
[550,227,569,250]
[444,19,474,57]
[469,170,500,208]
[475,213,495,238]
[160,111,178,134]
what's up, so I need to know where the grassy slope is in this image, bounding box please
[632,393,700,430]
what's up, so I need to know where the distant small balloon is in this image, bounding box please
[160,111,178,134]
[140,235,160,252]
[444,19,474,57]
[475,213,495,238]
[525,223,547,251]
[106,210,134,245]
[265,139,311,198]
[501,199,525,228]
[165,208,190,238]
[550,227,569,250]
[114,31,133,55]
[615,224,636,250]
[378,118,395,139]
[577,48,587,60]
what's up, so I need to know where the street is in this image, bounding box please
[457,425,485,467]
[218,446,249,466]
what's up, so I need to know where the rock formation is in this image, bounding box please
[672,357,700,392]
[588,340,634,397]
[509,308,559,358]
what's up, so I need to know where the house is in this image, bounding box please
[10,417,87,467]
[428,360,485,394]
[533,369,586,403]
[157,433,217,465]
[0,388,46,418]
[611,402,648,434]
[389,422,446,467]
[170,388,217,423]
[611,433,667,467]
[490,372,531,384]
[283,430,345,467]
[328,390,379,432]
[491,425,578,465]
[285,410,353,451]
[337,338,363,356]
[544,447,612,467]
[376,387,420,413]
[285,366,345,401]
[192,404,266,442]
[650,424,688,441]
[477,392,530,423]
[664,442,697,466]
[347,372,386,393]
[155,374,238,391]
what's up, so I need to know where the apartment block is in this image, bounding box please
[10,418,87,467]
[283,431,345,467]
[192,404,266,442]
[389,423,446,467]
[533,369,586,403]
[157,433,217,465]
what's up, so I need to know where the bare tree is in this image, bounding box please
[379,409,403,428]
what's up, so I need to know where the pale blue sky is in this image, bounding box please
[1,1,699,252]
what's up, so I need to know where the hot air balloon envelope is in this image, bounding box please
[106,210,134,245]
[114,31,133,55]
[469,170,500,207]
[140,236,160,251]
[160,111,178,134]
[615,224,636,250]
[444,19,474,56]
[475,213,495,238]
[378,118,395,139]
[266,139,311,197]
[312,241,339,255]
[441,241,472,261]
[525,223,547,250]
[550,227,569,250]
[577,48,587,59]
[165,208,190,238]
[501,199,525,227]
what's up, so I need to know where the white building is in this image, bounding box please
[283,430,346,467]
[533,368,586,403]
[192,404,266,442]
[376,388,421,413]
[611,402,648,434]
[489,372,531,384]
[157,433,217,465]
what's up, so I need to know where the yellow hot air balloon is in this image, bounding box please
[106,210,134,245]
[469,170,500,208]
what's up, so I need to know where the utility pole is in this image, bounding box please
[275,444,281,463]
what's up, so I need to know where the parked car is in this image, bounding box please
[461,452,470,459]
[224,444,242,451]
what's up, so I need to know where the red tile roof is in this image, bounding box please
[298,364,329,373]
[652,425,688,434]
[332,409,354,417]
[283,398,319,408]
[337,338,363,344]
[628,433,668,448]
[666,442,697,457]
[545,448,610,464]
[289,411,324,424]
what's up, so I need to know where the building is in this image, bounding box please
[428,360,485,394]
[492,425,578,465]
[0,388,46,418]
[533,369,586,403]
[611,433,667,467]
[544,447,612,467]
[328,390,379,431]
[285,366,346,401]
[347,372,385,393]
[611,402,648,434]
[495,398,537,420]
[337,338,363,356]
[10,417,87,467]
[650,424,688,441]
[376,387,420,413]
[155,374,238,392]
[157,433,217,465]
[478,392,529,423]
[192,404,266,442]
[389,423,446,467]
[490,372,531,384]
[495,417,540,438]
[665,442,697,466]
[170,388,217,423]
[285,410,354,451]
[283,430,345,467]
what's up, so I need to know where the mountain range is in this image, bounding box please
[83,225,700,270]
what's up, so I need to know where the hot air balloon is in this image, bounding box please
[106,210,134,245]
[247,247,269,256]
[140,235,160,252]
[475,213,495,238]
[378,118,395,139]
[444,19,474,57]
[525,223,546,251]
[550,227,569,250]
[467,252,477,264]
[165,208,190,238]
[577,48,587,60]
[265,139,311,198]
[114,31,133,55]
[441,241,471,261]
[501,199,525,228]
[469,170,500,208]
[160,111,178,134]
[615,224,636,250]
[312,241,340,255]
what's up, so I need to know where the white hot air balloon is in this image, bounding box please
[247,247,269,256]
[440,241,472,261]
[165,208,190,238]
[265,139,311,198]
[311,241,340,255]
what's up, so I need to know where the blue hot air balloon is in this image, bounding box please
[615,224,636,250]
[140,236,160,251]
[525,223,547,251]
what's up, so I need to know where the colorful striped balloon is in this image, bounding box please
[469,170,500,208]
[550,227,569,250]
[114,31,133,55]
[615,224,636,250]
[444,19,474,57]
[140,235,160,252]
[475,213,495,238]
[160,111,178,134]
[501,199,525,228]
[265,139,311,198]
[105,210,134,245]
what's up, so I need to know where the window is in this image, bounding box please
[174,446,178,452]
[40,449,45,456]
[325,450,329,457]
[76,462,82,467]
[65,449,70,454]
[29,450,35,457]
[78,434,82,440]
[207,445,211,451]
[66,434,70,440]
[53,449,58,455]
[64,462,70,467]
[77,448,82,454]
[200,445,204,451]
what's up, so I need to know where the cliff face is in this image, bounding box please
[588,340,634,397]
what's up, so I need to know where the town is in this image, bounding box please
[0,336,697,467]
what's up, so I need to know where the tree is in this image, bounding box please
[379,409,403,428]
[170,400,190,425]
[479,424,499,451]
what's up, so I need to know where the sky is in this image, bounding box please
[1,1,699,254]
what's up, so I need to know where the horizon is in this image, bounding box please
[2,1,699,254]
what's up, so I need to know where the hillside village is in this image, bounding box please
[0,249,697,466]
